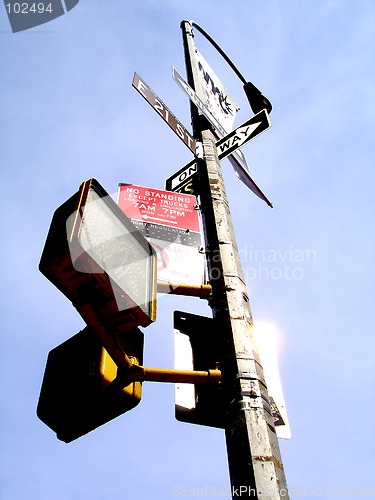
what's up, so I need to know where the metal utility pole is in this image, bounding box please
[181,21,289,499]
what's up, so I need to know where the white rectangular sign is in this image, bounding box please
[172,66,250,174]
[194,45,239,132]
[118,184,204,287]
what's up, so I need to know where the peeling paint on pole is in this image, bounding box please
[180,20,289,499]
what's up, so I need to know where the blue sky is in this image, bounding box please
[1,1,374,499]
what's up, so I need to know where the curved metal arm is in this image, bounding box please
[186,20,272,114]
[190,20,247,84]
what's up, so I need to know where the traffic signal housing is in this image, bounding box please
[39,178,157,355]
[174,311,291,438]
[174,311,226,428]
[37,326,143,442]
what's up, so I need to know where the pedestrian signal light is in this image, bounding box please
[174,311,225,428]
[39,178,157,338]
[37,326,143,442]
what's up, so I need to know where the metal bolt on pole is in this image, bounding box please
[180,21,289,499]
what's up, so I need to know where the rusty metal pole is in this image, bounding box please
[180,21,289,499]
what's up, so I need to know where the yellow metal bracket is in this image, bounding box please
[141,366,221,384]
[157,281,212,298]
[105,361,221,393]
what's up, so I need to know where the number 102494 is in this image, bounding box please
[328,486,373,496]
[5,3,53,14]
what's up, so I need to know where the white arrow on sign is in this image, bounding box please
[142,214,178,224]
[216,110,271,161]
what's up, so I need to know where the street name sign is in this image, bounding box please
[132,72,199,156]
[117,184,204,287]
[172,66,228,138]
[216,110,271,161]
[171,67,273,206]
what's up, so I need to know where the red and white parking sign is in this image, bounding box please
[117,184,204,286]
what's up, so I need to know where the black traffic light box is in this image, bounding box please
[39,178,157,344]
[174,311,226,428]
[37,326,143,442]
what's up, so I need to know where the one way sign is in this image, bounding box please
[216,110,271,161]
